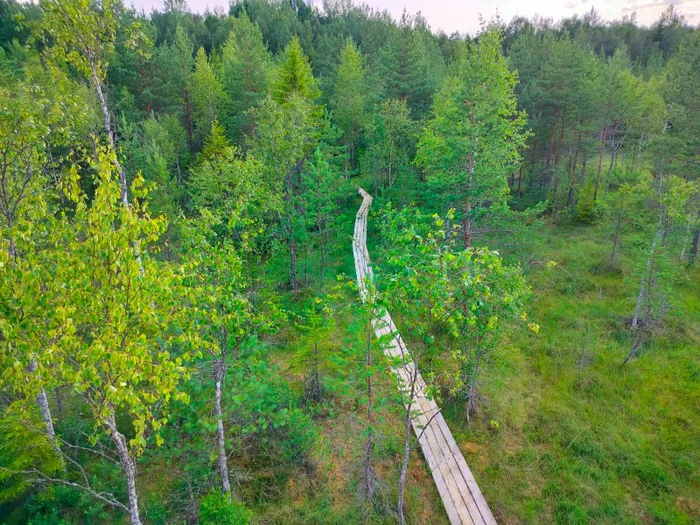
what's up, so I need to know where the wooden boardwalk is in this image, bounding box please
[352,187,497,525]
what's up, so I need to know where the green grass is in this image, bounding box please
[428,219,700,524]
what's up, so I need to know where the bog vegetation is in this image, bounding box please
[0,0,698,523]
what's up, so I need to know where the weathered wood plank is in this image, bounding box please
[352,187,497,525]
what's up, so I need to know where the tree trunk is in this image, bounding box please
[610,206,623,263]
[283,172,298,290]
[580,150,588,182]
[90,64,129,208]
[288,228,298,289]
[554,108,566,167]
[632,212,663,330]
[89,61,144,273]
[594,124,607,202]
[463,155,474,249]
[690,227,699,265]
[397,368,417,525]
[8,240,56,440]
[363,318,374,501]
[34,382,55,438]
[546,108,558,169]
[688,210,699,265]
[622,338,644,366]
[630,137,639,173]
[604,130,618,196]
[214,358,232,498]
[569,130,581,186]
[317,220,326,282]
[462,201,472,249]
[175,156,183,186]
[466,352,482,423]
[107,411,142,525]
[184,88,195,155]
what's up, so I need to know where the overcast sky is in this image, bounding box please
[127,0,700,34]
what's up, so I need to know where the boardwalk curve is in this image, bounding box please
[352,187,498,525]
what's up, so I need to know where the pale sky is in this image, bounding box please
[128,0,700,34]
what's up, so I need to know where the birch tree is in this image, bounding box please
[38,0,150,209]
[0,69,90,440]
[184,221,273,499]
[55,150,200,524]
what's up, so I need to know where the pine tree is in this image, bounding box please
[664,32,700,263]
[156,25,196,154]
[200,119,231,162]
[416,28,528,248]
[362,98,414,196]
[382,10,434,119]
[299,148,345,281]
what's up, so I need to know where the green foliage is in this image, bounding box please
[190,46,226,145]
[1,3,698,524]
[0,407,62,503]
[273,35,319,104]
[220,11,273,141]
[416,27,528,245]
[37,0,120,81]
[188,146,275,239]
[379,205,532,415]
[362,98,415,197]
[576,182,600,224]
[199,492,252,525]
[57,149,201,451]
[331,38,368,174]
[200,119,230,162]
[382,11,442,119]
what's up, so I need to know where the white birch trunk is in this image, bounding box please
[215,358,232,497]
[107,411,142,525]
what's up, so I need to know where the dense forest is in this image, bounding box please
[0,0,698,523]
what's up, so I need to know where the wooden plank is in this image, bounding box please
[413,395,484,525]
[412,397,474,524]
[436,414,497,524]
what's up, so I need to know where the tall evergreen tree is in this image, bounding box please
[220,11,273,142]
[416,29,528,248]
[664,32,700,263]
[382,10,434,119]
[190,46,226,148]
[155,25,196,154]
[331,38,369,175]
[273,35,320,104]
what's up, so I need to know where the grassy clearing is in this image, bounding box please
[426,219,700,524]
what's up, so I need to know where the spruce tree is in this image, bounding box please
[331,38,369,175]
[273,35,320,104]
[190,46,226,149]
[220,11,273,142]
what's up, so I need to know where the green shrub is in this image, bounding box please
[199,492,252,525]
[576,184,599,224]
